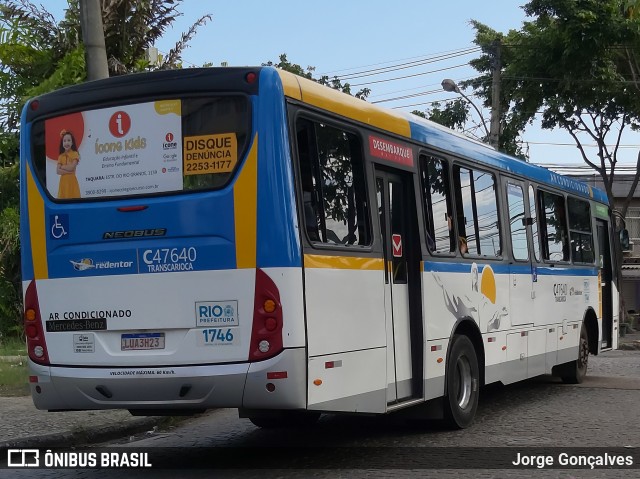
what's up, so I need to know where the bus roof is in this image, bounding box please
[22,66,608,206]
[276,68,609,206]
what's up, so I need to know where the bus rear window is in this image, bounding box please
[30,96,250,200]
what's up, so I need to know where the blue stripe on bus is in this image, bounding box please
[535,266,598,276]
[423,261,598,277]
[407,119,608,205]
[255,68,302,268]
[19,113,35,280]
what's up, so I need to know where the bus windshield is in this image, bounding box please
[29,96,250,201]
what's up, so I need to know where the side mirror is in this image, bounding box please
[620,229,630,251]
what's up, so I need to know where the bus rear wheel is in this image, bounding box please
[558,323,589,384]
[444,334,479,429]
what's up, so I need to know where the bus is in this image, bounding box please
[20,67,618,428]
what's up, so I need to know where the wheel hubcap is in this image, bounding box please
[455,356,472,409]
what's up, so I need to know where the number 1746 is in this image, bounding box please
[202,328,234,343]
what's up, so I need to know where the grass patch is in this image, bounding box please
[0,358,29,396]
[0,336,27,356]
[0,336,29,396]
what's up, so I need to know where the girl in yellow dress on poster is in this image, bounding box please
[57,129,81,199]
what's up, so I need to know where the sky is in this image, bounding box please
[45,0,640,172]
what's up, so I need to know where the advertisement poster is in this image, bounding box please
[45,100,183,199]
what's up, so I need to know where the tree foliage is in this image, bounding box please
[412,99,473,134]
[0,0,81,134]
[264,54,371,100]
[467,1,640,211]
[0,0,212,130]
[0,0,211,337]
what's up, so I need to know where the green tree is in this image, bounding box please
[100,0,211,73]
[412,99,471,131]
[0,0,81,339]
[462,0,640,322]
[0,0,211,338]
[0,163,20,337]
[467,1,640,215]
[264,54,371,99]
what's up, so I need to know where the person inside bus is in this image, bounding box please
[56,129,81,199]
[459,235,468,254]
[447,214,468,254]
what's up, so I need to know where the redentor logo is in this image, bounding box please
[109,111,131,138]
[165,132,174,142]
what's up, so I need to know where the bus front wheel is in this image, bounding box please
[444,334,480,429]
[557,323,589,384]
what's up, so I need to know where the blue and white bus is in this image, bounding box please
[20,67,618,428]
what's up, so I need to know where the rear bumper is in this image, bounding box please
[28,348,307,411]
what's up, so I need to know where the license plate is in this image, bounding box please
[121,333,165,351]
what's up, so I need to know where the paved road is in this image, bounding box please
[4,347,639,478]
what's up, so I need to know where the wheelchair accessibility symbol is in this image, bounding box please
[49,214,69,240]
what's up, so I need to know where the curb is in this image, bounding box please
[2,416,167,449]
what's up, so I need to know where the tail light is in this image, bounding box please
[248,269,283,361]
[24,281,50,365]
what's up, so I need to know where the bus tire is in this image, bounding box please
[559,323,589,384]
[249,411,320,429]
[444,334,480,429]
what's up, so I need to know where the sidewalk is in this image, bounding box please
[0,395,167,448]
[619,328,640,349]
[2,332,640,448]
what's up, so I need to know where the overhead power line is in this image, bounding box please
[501,75,640,85]
[320,47,480,77]
[529,162,640,177]
[522,140,640,149]
[334,48,480,81]
[391,92,485,110]
[350,63,469,87]
[372,88,443,104]
[368,75,478,99]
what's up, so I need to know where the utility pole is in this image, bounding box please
[79,0,109,80]
[489,39,501,150]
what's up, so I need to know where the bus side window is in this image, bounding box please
[453,165,501,257]
[295,119,370,247]
[567,197,595,264]
[419,155,454,253]
[296,124,320,241]
[507,183,528,261]
[538,190,570,262]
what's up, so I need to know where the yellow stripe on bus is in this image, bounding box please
[304,254,384,270]
[278,71,411,139]
[234,134,258,269]
[278,70,302,100]
[26,163,48,279]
